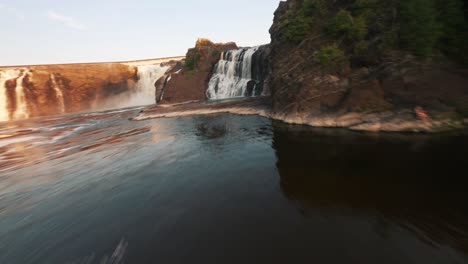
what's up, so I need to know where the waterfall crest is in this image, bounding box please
[134,65,169,105]
[207,46,264,100]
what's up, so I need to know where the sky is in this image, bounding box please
[0,0,281,66]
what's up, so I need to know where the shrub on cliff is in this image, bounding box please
[185,47,200,71]
[399,0,441,57]
[327,10,368,42]
[280,0,328,43]
[279,6,312,43]
[278,0,468,65]
[314,44,346,69]
[435,0,468,63]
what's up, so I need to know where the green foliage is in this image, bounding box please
[352,16,369,41]
[185,48,200,71]
[397,0,467,61]
[327,10,353,37]
[354,40,369,57]
[282,15,313,44]
[280,0,328,44]
[315,44,346,67]
[327,10,368,41]
[435,0,468,62]
[278,0,468,64]
[399,0,441,57]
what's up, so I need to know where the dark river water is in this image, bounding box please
[0,107,467,264]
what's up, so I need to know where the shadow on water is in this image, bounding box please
[1,111,468,264]
[273,122,468,255]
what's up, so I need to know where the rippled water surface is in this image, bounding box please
[0,108,467,264]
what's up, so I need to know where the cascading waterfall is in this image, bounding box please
[0,58,183,122]
[13,70,30,120]
[0,70,18,122]
[207,46,263,99]
[97,64,169,110]
[0,69,31,121]
[134,64,169,105]
[50,74,66,113]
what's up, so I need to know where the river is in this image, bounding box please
[0,108,467,263]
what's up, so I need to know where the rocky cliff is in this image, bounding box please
[0,63,138,121]
[0,58,185,122]
[158,39,238,104]
[266,0,468,131]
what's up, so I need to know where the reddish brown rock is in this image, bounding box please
[160,38,238,104]
[0,63,137,120]
[267,0,468,125]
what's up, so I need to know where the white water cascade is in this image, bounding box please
[134,64,169,105]
[98,64,169,110]
[0,69,31,122]
[207,46,261,99]
[50,74,66,113]
[13,70,30,120]
[0,60,180,122]
[0,70,20,122]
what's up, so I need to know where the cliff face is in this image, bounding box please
[159,39,238,104]
[266,0,468,129]
[0,63,138,121]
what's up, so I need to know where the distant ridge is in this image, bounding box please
[0,55,185,69]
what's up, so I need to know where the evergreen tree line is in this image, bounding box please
[400,0,467,59]
[280,0,468,65]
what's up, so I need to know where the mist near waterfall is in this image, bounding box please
[0,60,176,122]
[91,64,169,111]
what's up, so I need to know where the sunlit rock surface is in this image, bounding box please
[0,57,184,122]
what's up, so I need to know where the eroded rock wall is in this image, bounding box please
[267,0,468,124]
[158,39,238,104]
[0,63,139,121]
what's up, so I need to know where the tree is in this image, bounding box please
[399,0,441,57]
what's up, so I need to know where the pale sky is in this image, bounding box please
[0,0,281,66]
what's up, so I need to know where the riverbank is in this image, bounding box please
[133,97,467,133]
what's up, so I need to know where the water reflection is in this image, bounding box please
[273,122,468,256]
[0,111,467,263]
[196,119,228,139]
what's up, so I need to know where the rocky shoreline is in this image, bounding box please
[134,97,466,133]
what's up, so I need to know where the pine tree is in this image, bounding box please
[436,0,466,57]
[399,0,441,57]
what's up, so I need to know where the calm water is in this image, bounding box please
[0,108,467,264]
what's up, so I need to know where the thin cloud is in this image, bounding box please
[47,10,85,30]
[0,4,26,20]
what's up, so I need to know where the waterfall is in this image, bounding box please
[97,64,170,110]
[0,70,19,122]
[134,64,169,106]
[13,70,30,120]
[50,74,66,113]
[0,59,182,122]
[0,69,31,122]
[207,46,264,99]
